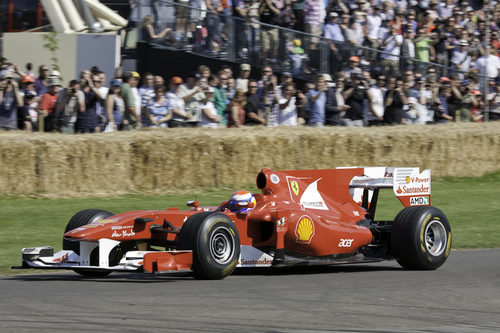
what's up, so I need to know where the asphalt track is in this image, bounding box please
[1,249,499,333]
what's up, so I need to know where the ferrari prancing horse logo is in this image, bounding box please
[291,181,299,196]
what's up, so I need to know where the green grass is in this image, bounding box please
[2,173,499,275]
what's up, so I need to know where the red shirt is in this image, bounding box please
[40,92,59,114]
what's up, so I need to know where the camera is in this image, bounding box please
[71,88,76,93]
[7,79,11,84]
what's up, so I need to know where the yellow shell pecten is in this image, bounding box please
[296,216,314,243]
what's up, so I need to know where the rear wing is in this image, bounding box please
[346,167,431,208]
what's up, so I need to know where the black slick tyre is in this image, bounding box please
[62,209,114,277]
[391,206,452,270]
[178,212,240,280]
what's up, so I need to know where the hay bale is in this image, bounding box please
[1,122,500,196]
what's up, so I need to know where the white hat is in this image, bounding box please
[322,73,333,82]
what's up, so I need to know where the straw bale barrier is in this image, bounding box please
[1,122,500,196]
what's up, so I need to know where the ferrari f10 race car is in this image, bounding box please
[15,167,452,279]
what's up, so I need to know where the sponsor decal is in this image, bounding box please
[394,168,431,197]
[97,218,117,224]
[300,179,328,210]
[111,225,134,230]
[80,225,100,228]
[53,253,69,263]
[410,196,429,206]
[270,174,280,184]
[295,216,315,243]
[239,258,273,265]
[338,239,354,247]
[290,181,299,196]
[112,230,136,238]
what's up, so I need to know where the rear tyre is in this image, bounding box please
[391,206,452,270]
[178,212,240,279]
[62,209,114,277]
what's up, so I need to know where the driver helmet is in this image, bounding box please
[228,191,256,213]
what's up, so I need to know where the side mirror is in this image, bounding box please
[187,200,200,210]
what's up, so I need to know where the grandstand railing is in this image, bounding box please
[130,0,492,118]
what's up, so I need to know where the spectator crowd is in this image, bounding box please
[2,0,500,131]
[0,57,499,132]
[140,0,500,80]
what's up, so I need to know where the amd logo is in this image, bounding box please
[410,196,429,206]
[338,239,354,247]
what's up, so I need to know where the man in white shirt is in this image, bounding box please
[380,24,403,76]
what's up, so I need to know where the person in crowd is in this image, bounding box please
[198,86,221,128]
[34,65,49,96]
[380,24,403,76]
[384,76,407,125]
[93,72,109,131]
[212,71,228,125]
[205,0,224,53]
[235,63,251,93]
[179,73,205,126]
[106,80,126,131]
[18,87,38,131]
[367,74,385,125]
[56,79,85,134]
[138,72,156,126]
[77,76,104,133]
[306,74,327,126]
[147,84,171,127]
[121,71,141,130]
[259,0,283,63]
[278,81,302,126]
[304,0,326,43]
[227,89,246,127]
[324,12,345,73]
[167,76,193,127]
[0,71,24,130]
[245,79,266,125]
[343,73,369,126]
[260,74,280,126]
[39,77,62,132]
[141,15,172,43]
[325,75,348,126]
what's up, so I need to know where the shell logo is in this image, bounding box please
[295,216,315,243]
[405,176,411,184]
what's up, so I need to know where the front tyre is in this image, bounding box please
[391,206,452,270]
[63,209,115,277]
[178,212,240,279]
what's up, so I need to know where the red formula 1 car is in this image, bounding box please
[15,167,452,279]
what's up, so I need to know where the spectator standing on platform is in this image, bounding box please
[304,0,326,42]
[380,24,403,76]
[205,0,224,52]
[324,12,345,73]
[259,0,283,63]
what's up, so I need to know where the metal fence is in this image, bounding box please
[129,0,493,118]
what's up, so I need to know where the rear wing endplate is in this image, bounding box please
[348,167,431,208]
